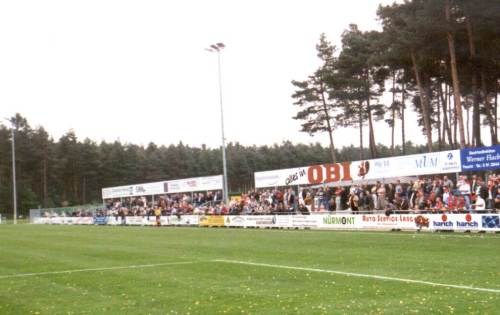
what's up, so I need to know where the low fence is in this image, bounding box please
[30,212,500,232]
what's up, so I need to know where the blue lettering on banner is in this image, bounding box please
[460,145,500,171]
[94,216,108,225]
[433,221,453,227]
[415,155,438,169]
[455,221,478,228]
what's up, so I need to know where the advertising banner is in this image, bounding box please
[106,217,121,225]
[168,215,199,226]
[102,181,164,199]
[31,213,500,232]
[460,145,500,172]
[291,215,321,228]
[165,175,223,194]
[480,215,500,232]
[254,150,461,188]
[94,217,108,225]
[224,216,247,227]
[60,217,93,225]
[365,150,461,179]
[102,175,223,199]
[32,217,52,224]
[427,213,482,231]
[359,214,418,230]
[318,215,358,229]
[242,215,275,228]
[199,215,225,227]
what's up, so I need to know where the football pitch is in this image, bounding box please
[0,225,499,314]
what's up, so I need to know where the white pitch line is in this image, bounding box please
[0,261,196,280]
[214,259,500,294]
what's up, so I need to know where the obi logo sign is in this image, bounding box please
[306,162,353,185]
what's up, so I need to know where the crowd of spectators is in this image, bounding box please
[48,173,499,218]
[102,191,225,218]
[233,174,499,214]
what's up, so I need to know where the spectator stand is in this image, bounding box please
[101,175,224,217]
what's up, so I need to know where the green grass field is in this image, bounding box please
[0,225,499,314]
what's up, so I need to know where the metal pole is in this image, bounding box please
[217,51,229,205]
[206,43,229,205]
[10,127,17,224]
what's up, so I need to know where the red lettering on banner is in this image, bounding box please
[324,164,340,183]
[307,162,353,184]
[341,162,352,181]
[307,165,323,184]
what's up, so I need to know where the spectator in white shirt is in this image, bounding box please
[457,175,472,210]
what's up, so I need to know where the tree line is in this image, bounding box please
[2,0,499,215]
[1,113,436,215]
[292,0,499,163]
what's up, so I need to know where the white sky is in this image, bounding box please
[0,0,474,149]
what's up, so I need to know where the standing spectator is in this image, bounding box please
[348,190,359,211]
[286,188,295,211]
[475,178,488,200]
[414,190,426,211]
[394,180,403,196]
[359,186,372,211]
[442,186,451,206]
[431,179,443,199]
[494,187,500,210]
[474,194,486,211]
[377,183,387,210]
[335,187,344,211]
[304,191,313,212]
[457,175,472,210]
[316,188,326,211]
[154,207,162,226]
[393,193,409,210]
[371,183,379,210]
[298,188,306,208]
[443,175,454,189]
[471,175,479,195]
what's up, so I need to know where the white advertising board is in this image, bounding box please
[242,215,275,228]
[254,150,461,188]
[102,181,165,199]
[426,213,482,231]
[224,216,248,227]
[318,215,358,229]
[102,175,223,199]
[30,213,499,232]
[358,214,418,230]
[165,175,223,194]
[168,215,199,225]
